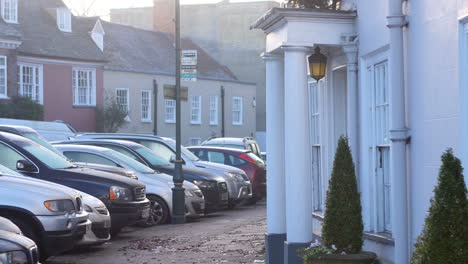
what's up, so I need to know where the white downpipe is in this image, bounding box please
[387,0,409,263]
[283,46,313,243]
[262,52,286,234]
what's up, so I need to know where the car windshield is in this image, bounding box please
[164,140,200,161]
[133,146,171,166]
[106,149,155,173]
[23,132,67,158]
[138,139,199,162]
[22,142,75,170]
[0,164,22,176]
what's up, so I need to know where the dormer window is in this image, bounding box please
[57,7,72,32]
[91,20,105,51]
[1,0,18,23]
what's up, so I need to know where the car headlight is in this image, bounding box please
[0,250,28,264]
[84,204,93,213]
[44,199,75,213]
[109,186,132,201]
[227,172,244,181]
[193,180,216,188]
[184,190,194,197]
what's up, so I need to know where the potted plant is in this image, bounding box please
[298,137,377,264]
[410,149,468,263]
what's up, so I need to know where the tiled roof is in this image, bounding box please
[80,18,238,81]
[11,0,105,62]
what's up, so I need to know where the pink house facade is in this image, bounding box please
[0,0,106,132]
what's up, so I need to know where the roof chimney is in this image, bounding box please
[153,0,175,34]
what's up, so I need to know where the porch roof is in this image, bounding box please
[251,7,357,53]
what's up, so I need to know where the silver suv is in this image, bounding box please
[0,164,90,260]
[202,137,263,159]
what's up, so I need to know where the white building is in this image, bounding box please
[252,0,468,263]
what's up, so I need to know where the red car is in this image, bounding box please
[188,146,266,203]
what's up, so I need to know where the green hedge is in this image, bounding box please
[0,96,44,121]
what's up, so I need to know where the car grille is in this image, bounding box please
[76,197,83,212]
[218,182,228,193]
[134,187,146,201]
[193,189,203,198]
[92,224,110,239]
[30,246,39,263]
[96,206,108,215]
[192,202,204,214]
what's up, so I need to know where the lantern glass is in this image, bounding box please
[308,46,327,81]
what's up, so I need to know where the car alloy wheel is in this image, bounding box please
[139,195,169,227]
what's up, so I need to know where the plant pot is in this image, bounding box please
[304,251,378,264]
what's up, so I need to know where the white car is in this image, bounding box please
[78,192,111,246]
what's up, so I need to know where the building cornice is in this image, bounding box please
[251,7,356,33]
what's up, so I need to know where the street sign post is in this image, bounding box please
[182,50,197,81]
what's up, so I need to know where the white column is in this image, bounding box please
[283,46,313,244]
[343,37,359,167]
[387,0,409,263]
[262,52,286,235]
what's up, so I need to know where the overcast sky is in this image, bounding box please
[63,0,283,19]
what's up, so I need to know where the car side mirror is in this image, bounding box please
[16,160,37,173]
[169,155,186,165]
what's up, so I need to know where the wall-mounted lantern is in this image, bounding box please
[308,46,327,81]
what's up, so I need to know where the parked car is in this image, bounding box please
[74,134,252,207]
[0,120,75,141]
[0,164,89,260]
[201,137,263,158]
[1,164,111,247]
[188,146,266,203]
[77,192,111,246]
[0,217,40,264]
[55,139,229,212]
[54,144,206,225]
[0,132,150,236]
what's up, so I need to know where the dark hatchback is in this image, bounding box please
[56,139,229,212]
[0,132,150,235]
[0,217,39,264]
[188,146,266,202]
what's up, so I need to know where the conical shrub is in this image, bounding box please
[322,136,363,254]
[410,149,468,264]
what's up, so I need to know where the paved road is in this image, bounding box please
[47,201,266,264]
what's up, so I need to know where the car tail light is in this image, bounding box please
[239,153,257,165]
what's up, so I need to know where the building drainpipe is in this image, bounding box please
[153,79,158,135]
[387,1,410,263]
[221,86,225,137]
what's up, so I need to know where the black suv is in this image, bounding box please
[55,139,229,212]
[0,132,150,236]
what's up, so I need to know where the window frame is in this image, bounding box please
[1,0,18,24]
[308,80,323,211]
[116,88,130,121]
[189,137,201,146]
[232,96,243,125]
[190,95,202,125]
[17,63,44,104]
[56,7,72,32]
[72,68,96,107]
[164,99,176,123]
[365,55,391,233]
[0,56,7,99]
[141,90,152,122]
[209,95,219,125]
